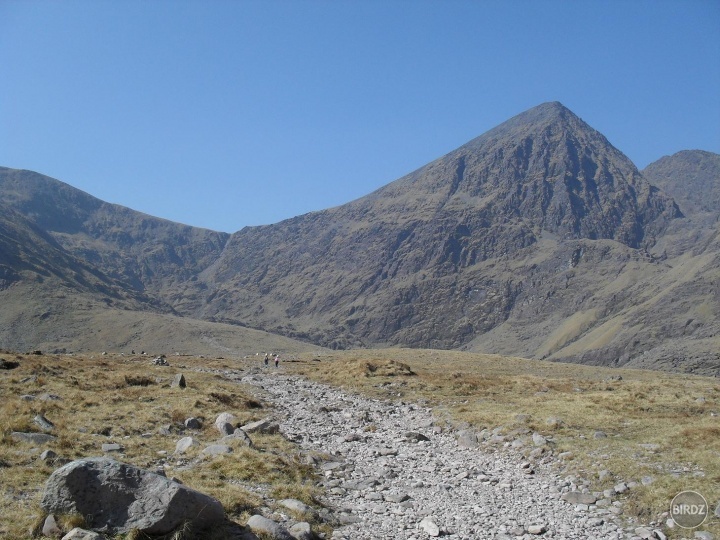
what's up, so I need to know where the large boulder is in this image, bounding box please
[40,457,225,535]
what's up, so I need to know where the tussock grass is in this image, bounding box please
[0,352,320,539]
[289,349,720,538]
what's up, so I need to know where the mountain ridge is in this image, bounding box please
[0,103,717,373]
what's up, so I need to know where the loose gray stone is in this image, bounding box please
[43,514,62,537]
[217,422,235,436]
[61,528,107,540]
[40,449,58,462]
[222,428,253,447]
[101,443,123,452]
[241,419,280,434]
[214,412,236,431]
[246,515,294,540]
[288,521,318,540]
[385,492,411,503]
[405,431,430,442]
[634,527,655,539]
[418,517,440,536]
[201,444,233,456]
[528,524,547,535]
[11,431,57,445]
[170,373,186,388]
[174,436,199,454]
[561,491,597,505]
[41,457,225,535]
[694,532,714,540]
[614,481,629,493]
[532,432,547,446]
[456,430,478,448]
[34,414,55,432]
[279,498,315,515]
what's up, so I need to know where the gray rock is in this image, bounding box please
[279,498,315,515]
[174,436,199,454]
[634,527,655,539]
[34,414,55,432]
[288,521,318,540]
[532,432,547,446]
[528,524,547,535]
[694,532,714,540]
[43,514,62,537]
[241,419,280,434]
[11,431,57,445]
[214,412,237,431]
[561,491,597,505]
[201,444,233,456]
[546,416,564,428]
[614,481,629,493]
[385,492,411,503]
[593,430,607,439]
[184,417,202,429]
[40,449,58,462]
[101,443,123,453]
[40,457,225,535]
[170,373,186,388]
[61,528,107,540]
[217,422,235,436]
[222,428,254,447]
[418,517,440,536]
[246,515,294,540]
[404,431,430,442]
[456,430,478,448]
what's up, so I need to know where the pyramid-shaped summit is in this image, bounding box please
[358,101,680,248]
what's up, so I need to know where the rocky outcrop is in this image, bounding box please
[40,457,225,535]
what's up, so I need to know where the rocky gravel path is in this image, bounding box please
[241,371,648,540]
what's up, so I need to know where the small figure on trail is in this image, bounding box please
[274,354,279,368]
[264,353,269,367]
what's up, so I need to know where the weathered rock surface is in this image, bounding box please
[246,515,295,540]
[40,457,225,535]
[11,431,57,444]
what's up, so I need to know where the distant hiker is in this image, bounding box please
[264,353,269,367]
[274,354,279,368]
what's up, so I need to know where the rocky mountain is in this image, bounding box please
[643,150,720,217]
[0,103,717,373]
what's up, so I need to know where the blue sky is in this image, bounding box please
[1,1,719,233]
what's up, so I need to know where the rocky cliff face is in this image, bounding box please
[0,167,230,295]
[1,104,717,373]
[180,102,682,351]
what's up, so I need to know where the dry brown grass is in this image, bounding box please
[0,352,321,539]
[2,348,718,538]
[287,349,720,538]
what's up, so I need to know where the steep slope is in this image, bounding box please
[2,103,716,373]
[643,150,720,217]
[0,168,320,356]
[0,167,230,295]
[178,102,682,354]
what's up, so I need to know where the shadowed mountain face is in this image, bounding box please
[0,103,717,373]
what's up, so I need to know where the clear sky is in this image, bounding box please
[1,0,719,233]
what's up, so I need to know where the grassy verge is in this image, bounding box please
[0,352,322,539]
